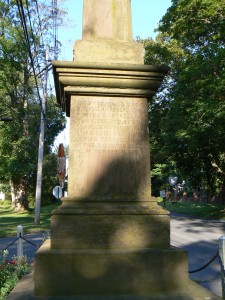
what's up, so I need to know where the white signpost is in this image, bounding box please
[17,225,23,258]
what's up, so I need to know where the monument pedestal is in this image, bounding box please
[33,61,221,299]
[35,197,188,297]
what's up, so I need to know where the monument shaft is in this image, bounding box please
[82,0,133,42]
[74,0,143,64]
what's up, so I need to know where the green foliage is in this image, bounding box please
[0,250,29,299]
[158,0,225,50]
[40,153,59,205]
[0,200,11,207]
[0,96,65,208]
[0,1,66,209]
[145,0,225,200]
[151,163,178,196]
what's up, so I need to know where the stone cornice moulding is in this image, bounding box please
[52,60,169,117]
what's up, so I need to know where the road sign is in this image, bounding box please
[160,190,166,198]
[57,143,66,188]
[53,186,63,199]
[168,176,178,186]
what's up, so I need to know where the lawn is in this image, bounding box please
[0,203,60,238]
[0,200,224,238]
[158,199,225,220]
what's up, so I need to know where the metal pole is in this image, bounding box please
[34,46,49,224]
[219,236,225,298]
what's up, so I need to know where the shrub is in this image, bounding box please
[0,250,29,299]
[0,200,11,207]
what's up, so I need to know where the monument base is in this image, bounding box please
[34,240,190,297]
[50,199,170,249]
[35,199,220,298]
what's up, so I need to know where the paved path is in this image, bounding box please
[1,214,225,297]
[0,232,47,262]
[170,213,225,297]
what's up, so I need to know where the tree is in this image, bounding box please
[144,0,225,201]
[0,0,67,209]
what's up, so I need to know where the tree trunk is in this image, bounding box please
[20,177,29,210]
[9,178,16,208]
[219,184,225,205]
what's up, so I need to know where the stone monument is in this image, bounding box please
[34,1,221,298]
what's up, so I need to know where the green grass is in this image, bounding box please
[158,198,225,220]
[0,200,224,238]
[0,203,60,238]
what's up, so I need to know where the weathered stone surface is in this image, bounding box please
[50,211,170,249]
[35,240,189,297]
[68,96,150,198]
[74,40,144,64]
[73,0,142,63]
[82,0,133,42]
[52,62,169,116]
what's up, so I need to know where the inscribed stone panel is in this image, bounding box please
[68,96,151,199]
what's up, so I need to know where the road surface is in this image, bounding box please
[170,213,225,297]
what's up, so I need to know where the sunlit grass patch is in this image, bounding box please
[158,199,225,220]
[0,204,60,238]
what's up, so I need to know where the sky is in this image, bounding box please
[57,0,172,61]
[54,0,172,146]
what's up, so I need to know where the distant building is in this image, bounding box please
[0,191,5,200]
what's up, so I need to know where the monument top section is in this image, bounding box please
[82,0,133,42]
[74,0,142,64]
